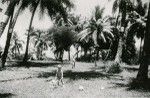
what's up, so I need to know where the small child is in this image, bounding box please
[71,57,76,69]
[56,64,64,86]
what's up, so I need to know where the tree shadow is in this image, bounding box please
[128,78,150,91]
[0,93,15,98]
[37,70,124,80]
[91,66,139,72]
[109,78,150,92]
[6,60,63,67]
[123,67,139,72]
[0,76,34,83]
[108,82,128,89]
[63,70,110,80]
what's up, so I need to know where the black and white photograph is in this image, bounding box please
[0,0,150,97]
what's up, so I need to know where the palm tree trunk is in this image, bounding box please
[1,15,14,68]
[96,49,99,60]
[76,47,79,59]
[17,45,20,54]
[137,2,150,80]
[84,49,87,57]
[23,2,39,62]
[61,50,64,61]
[138,38,143,64]
[115,14,120,27]
[115,9,120,28]
[114,7,127,63]
[114,37,123,63]
[37,47,40,60]
[68,48,70,61]
[94,49,97,67]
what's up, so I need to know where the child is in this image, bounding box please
[56,64,64,86]
[71,57,76,69]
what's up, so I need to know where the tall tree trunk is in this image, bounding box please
[68,48,70,61]
[1,1,22,68]
[96,49,99,60]
[37,47,40,60]
[115,14,120,27]
[76,47,79,59]
[23,2,39,62]
[138,38,143,64]
[114,37,123,63]
[1,15,14,68]
[94,49,97,67]
[114,7,127,63]
[137,2,150,80]
[84,49,87,57]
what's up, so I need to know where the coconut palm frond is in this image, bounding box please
[100,33,107,43]
[77,29,91,41]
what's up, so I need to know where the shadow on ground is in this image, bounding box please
[128,78,150,91]
[0,76,34,83]
[37,70,123,80]
[90,66,140,72]
[6,60,65,67]
[0,93,15,98]
[109,78,150,91]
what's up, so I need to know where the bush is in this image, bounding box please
[104,61,122,74]
[76,54,95,62]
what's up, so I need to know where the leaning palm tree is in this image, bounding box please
[22,0,74,62]
[0,0,26,68]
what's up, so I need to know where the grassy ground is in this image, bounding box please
[0,61,150,98]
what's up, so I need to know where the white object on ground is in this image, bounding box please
[79,85,84,91]
[51,79,57,86]
[100,86,105,90]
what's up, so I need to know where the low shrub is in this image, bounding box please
[104,61,122,74]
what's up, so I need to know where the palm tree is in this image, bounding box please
[23,0,74,62]
[30,29,48,60]
[136,1,150,80]
[10,32,23,58]
[112,0,134,63]
[77,6,114,65]
[124,1,148,64]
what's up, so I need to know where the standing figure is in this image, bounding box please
[71,57,76,69]
[56,65,64,86]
